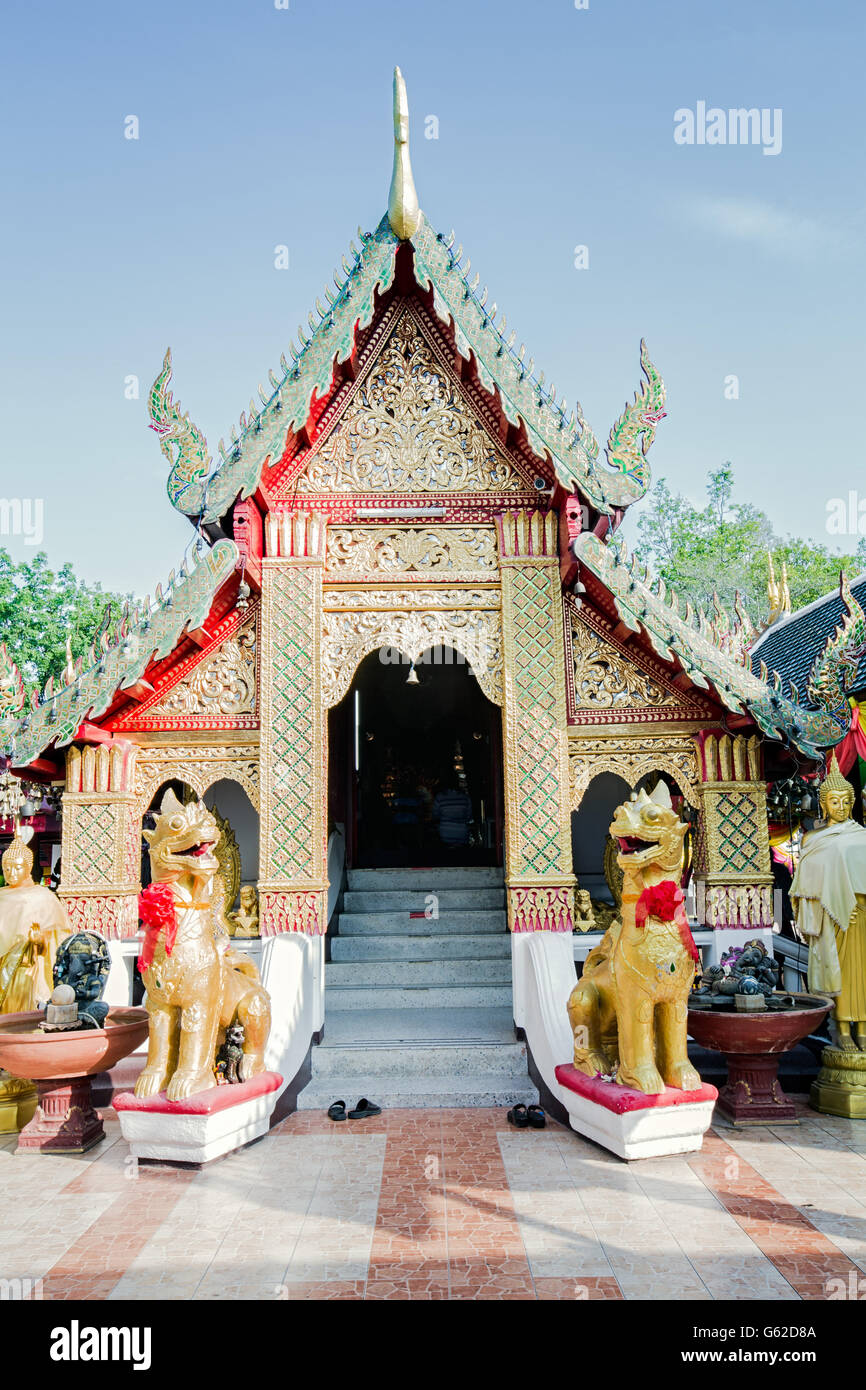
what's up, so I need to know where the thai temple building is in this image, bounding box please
[2,70,862,1108]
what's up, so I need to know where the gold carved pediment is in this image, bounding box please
[296,309,529,495]
[147,620,257,719]
[571,613,700,714]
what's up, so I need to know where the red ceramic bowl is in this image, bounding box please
[687,995,830,1056]
[0,1007,149,1079]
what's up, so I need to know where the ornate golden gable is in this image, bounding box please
[296,308,528,494]
[147,620,257,718]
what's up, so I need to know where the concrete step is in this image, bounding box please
[343,888,505,912]
[310,1040,530,1080]
[330,933,512,962]
[297,1073,537,1111]
[347,867,504,892]
[326,959,512,988]
[325,983,513,1010]
[338,910,506,936]
[321,1007,518,1047]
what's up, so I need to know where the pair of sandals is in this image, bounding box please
[328,1098,381,1122]
[507,1103,545,1129]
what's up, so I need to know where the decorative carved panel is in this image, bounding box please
[134,745,260,815]
[324,525,498,581]
[298,310,527,494]
[568,735,701,810]
[571,614,677,710]
[147,620,257,718]
[321,606,503,709]
[324,588,499,612]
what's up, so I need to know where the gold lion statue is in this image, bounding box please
[134,790,271,1102]
[567,782,701,1094]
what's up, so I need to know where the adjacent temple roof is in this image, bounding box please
[151,68,667,528]
[751,573,866,699]
[2,69,863,771]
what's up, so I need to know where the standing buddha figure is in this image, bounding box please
[790,755,866,1050]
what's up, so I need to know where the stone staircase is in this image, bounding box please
[297,867,538,1110]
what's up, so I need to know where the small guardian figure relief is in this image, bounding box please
[791,755,866,1051]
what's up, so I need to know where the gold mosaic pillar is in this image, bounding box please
[498,511,575,931]
[59,742,140,939]
[258,511,328,935]
[693,732,774,928]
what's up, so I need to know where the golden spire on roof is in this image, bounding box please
[767,552,792,626]
[388,66,420,241]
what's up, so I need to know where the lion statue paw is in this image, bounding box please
[133,1068,168,1100]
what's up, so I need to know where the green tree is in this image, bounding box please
[634,467,866,622]
[0,551,131,700]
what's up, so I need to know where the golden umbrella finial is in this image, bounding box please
[388,66,420,240]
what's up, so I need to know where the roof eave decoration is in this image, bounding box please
[575,532,865,759]
[2,539,239,767]
[151,221,400,524]
[410,216,664,510]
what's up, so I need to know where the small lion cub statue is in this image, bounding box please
[567,782,702,1095]
[134,790,271,1102]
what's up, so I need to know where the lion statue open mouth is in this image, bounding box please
[567,781,702,1095]
[133,789,271,1103]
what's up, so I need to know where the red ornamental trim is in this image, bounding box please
[137,882,179,971]
[510,886,574,933]
[635,881,699,963]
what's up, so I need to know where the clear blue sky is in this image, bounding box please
[1,0,863,595]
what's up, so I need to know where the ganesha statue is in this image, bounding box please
[567,782,702,1094]
[134,790,271,1102]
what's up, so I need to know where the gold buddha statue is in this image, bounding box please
[791,755,866,1051]
[0,826,71,1129]
[230,884,260,939]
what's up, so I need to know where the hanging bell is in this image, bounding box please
[406,664,420,685]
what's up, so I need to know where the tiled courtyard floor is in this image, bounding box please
[2,1100,866,1300]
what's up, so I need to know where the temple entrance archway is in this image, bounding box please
[329,644,504,869]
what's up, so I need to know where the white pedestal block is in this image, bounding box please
[113,1072,283,1165]
[555,1065,717,1161]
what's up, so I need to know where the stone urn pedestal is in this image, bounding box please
[0,1008,149,1153]
[688,995,830,1125]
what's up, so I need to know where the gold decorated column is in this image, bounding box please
[59,741,140,938]
[498,510,575,931]
[258,511,328,935]
[693,732,774,928]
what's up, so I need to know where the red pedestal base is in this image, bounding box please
[17,1076,104,1153]
[716,1052,797,1125]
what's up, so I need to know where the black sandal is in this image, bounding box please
[507,1104,529,1128]
[527,1105,546,1129]
[348,1097,382,1119]
[327,1100,347,1122]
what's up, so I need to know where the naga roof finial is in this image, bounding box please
[388,66,420,240]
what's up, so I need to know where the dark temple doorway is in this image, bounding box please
[329,645,503,869]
